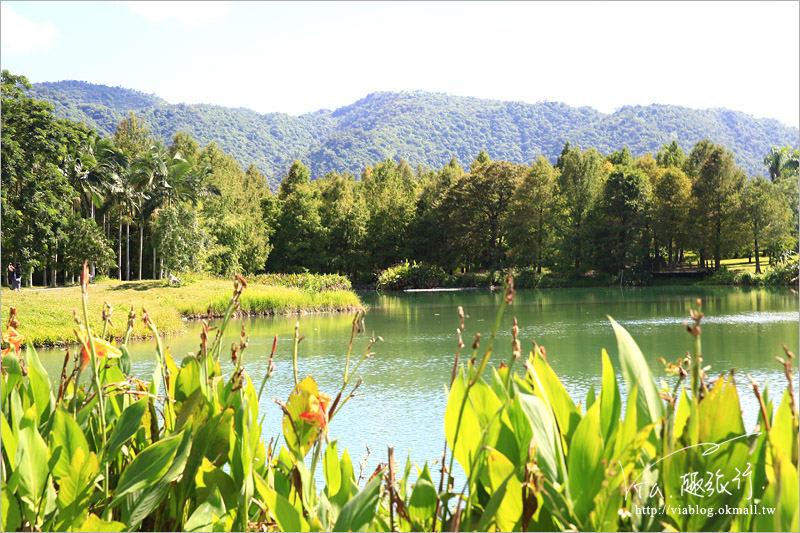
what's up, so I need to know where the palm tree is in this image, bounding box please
[142,150,217,278]
[764,146,789,182]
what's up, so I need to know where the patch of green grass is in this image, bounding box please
[719,255,774,274]
[2,277,362,347]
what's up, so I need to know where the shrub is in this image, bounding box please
[375,261,447,291]
[251,272,352,292]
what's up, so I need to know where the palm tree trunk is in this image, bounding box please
[138,214,144,280]
[153,247,157,279]
[118,213,123,280]
[126,222,131,281]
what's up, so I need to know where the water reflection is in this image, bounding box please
[36,286,798,482]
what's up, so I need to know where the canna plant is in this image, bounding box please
[1,266,797,532]
[1,263,278,531]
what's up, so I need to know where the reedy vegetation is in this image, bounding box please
[3,71,798,288]
[1,271,797,531]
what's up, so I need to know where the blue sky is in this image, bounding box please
[2,1,798,127]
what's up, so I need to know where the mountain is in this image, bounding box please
[28,81,799,189]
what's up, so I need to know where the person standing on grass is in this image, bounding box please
[10,263,22,292]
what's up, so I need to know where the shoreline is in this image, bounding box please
[23,304,367,349]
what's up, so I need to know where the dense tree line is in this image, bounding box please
[3,71,797,287]
[29,81,800,188]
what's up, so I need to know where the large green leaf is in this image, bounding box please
[526,351,581,450]
[175,356,202,404]
[323,441,342,499]
[194,457,238,512]
[15,406,49,511]
[769,389,798,468]
[1,483,21,532]
[49,406,90,479]
[407,464,437,530]
[599,348,621,449]
[126,427,193,530]
[263,486,309,532]
[518,393,566,486]
[25,344,54,424]
[1,412,18,474]
[329,448,358,509]
[79,513,126,532]
[54,448,99,531]
[608,317,664,434]
[111,429,183,504]
[567,400,604,524]
[104,396,148,463]
[184,486,226,532]
[444,369,503,477]
[485,448,523,531]
[333,474,382,532]
[755,455,799,532]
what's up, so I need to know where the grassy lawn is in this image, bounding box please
[720,254,798,274]
[1,277,362,347]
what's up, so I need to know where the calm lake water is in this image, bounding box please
[37,286,798,480]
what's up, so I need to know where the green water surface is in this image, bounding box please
[37,286,799,478]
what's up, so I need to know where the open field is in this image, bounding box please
[719,254,798,274]
[1,277,362,347]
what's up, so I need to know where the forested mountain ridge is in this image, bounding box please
[28,81,799,187]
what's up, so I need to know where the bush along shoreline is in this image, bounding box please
[1,267,797,531]
[374,259,800,291]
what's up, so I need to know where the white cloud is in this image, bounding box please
[0,4,57,53]
[118,1,228,30]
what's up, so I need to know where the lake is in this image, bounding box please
[36,286,798,482]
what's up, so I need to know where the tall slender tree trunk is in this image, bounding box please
[126,222,131,281]
[153,247,157,279]
[118,214,123,280]
[754,235,761,274]
[138,213,144,280]
[668,239,674,271]
[90,198,96,278]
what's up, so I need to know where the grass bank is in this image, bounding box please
[375,257,799,291]
[1,276,362,347]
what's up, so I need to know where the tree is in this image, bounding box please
[652,167,692,269]
[1,70,86,286]
[554,143,604,273]
[279,160,312,199]
[316,172,368,276]
[504,156,556,272]
[741,177,793,273]
[590,165,652,273]
[443,160,522,270]
[690,142,746,270]
[113,111,152,158]
[606,146,633,166]
[656,140,687,169]
[410,158,464,270]
[200,143,271,274]
[763,146,793,182]
[361,159,417,271]
[151,203,207,274]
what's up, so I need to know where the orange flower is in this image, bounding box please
[76,328,122,370]
[299,392,332,430]
[1,326,24,358]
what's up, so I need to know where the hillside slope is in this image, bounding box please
[28,81,798,188]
